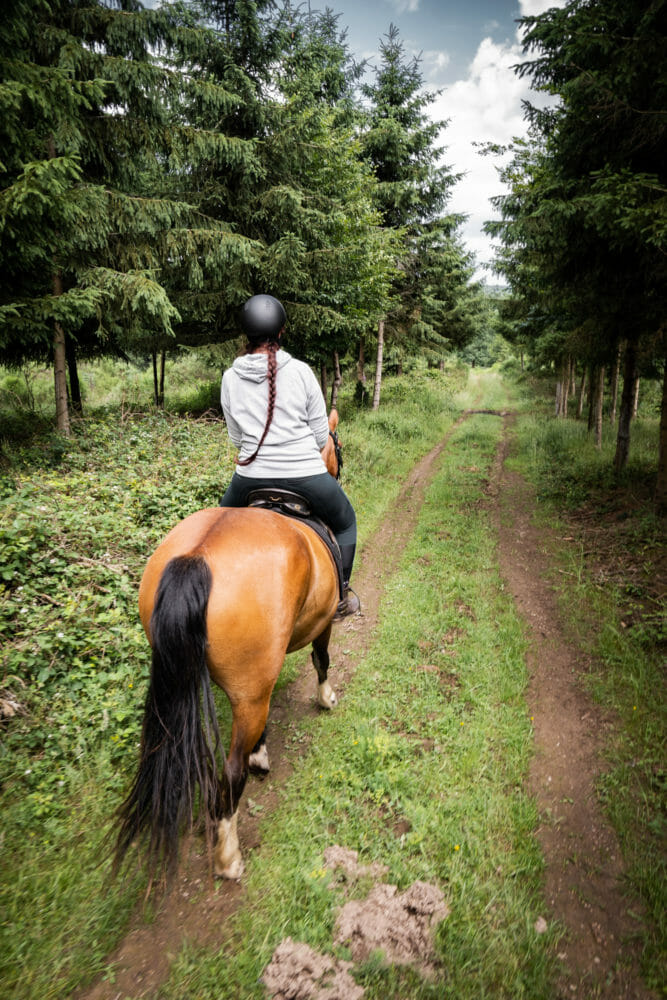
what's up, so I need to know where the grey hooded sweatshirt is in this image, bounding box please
[220,349,330,478]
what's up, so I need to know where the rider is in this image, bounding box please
[219,294,360,621]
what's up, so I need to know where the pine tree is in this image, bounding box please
[359,24,471,405]
[490,0,667,502]
[0,0,260,430]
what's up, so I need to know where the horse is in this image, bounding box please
[114,409,343,882]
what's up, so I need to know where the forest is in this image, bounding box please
[0,3,666,998]
[1,0,665,513]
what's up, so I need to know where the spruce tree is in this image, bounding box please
[0,0,260,430]
[490,0,667,502]
[359,24,472,403]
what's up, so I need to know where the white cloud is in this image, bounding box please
[429,3,566,282]
[518,0,562,14]
[431,37,526,280]
[421,49,451,81]
[387,0,421,13]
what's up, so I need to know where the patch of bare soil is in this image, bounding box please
[262,848,448,1000]
[78,422,462,1000]
[489,414,657,1000]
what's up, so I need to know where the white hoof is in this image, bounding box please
[214,814,243,880]
[215,855,245,880]
[249,743,270,772]
[317,680,337,710]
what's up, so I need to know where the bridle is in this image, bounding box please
[329,429,343,481]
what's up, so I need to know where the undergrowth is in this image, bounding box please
[0,366,461,999]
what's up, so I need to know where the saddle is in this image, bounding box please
[246,488,345,600]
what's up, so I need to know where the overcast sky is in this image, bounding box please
[330,0,566,282]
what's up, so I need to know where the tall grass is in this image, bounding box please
[159,399,553,999]
[0,366,462,999]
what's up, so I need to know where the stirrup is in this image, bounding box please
[332,586,360,621]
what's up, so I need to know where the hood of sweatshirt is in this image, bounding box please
[231,349,292,384]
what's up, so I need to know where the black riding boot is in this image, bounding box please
[332,543,360,621]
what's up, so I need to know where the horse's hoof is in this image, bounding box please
[249,744,270,773]
[215,855,244,880]
[317,682,337,710]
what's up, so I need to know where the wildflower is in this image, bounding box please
[454,844,460,851]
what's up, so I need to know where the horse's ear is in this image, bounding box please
[328,409,339,432]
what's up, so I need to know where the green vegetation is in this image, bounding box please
[508,378,666,987]
[0,0,479,435]
[156,399,552,1000]
[2,364,662,997]
[487,0,667,509]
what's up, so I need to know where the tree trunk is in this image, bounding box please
[355,335,368,405]
[594,365,605,448]
[320,361,327,400]
[65,335,83,414]
[610,343,621,423]
[576,367,587,419]
[655,355,667,516]
[159,350,166,406]
[152,351,161,407]
[52,271,70,436]
[330,351,342,409]
[569,360,576,397]
[357,336,366,385]
[614,341,637,475]
[587,364,596,431]
[561,356,570,417]
[555,379,562,417]
[372,318,384,411]
[632,376,640,418]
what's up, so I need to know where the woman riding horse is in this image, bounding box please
[114,297,359,883]
[220,294,360,620]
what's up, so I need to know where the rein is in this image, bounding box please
[329,429,342,480]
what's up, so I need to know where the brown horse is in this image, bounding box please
[114,410,343,881]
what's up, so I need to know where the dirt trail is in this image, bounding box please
[490,414,656,1000]
[80,409,655,1000]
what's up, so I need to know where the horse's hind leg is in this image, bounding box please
[312,625,337,709]
[249,726,270,773]
[214,697,271,880]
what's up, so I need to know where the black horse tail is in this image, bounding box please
[114,554,221,880]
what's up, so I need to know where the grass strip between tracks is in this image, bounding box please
[160,395,554,999]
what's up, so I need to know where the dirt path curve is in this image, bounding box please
[490,414,656,1000]
[80,416,467,1000]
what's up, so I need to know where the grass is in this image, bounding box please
[508,377,666,991]
[155,386,554,999]
[1,361,663,996]
[0,364,464,1000]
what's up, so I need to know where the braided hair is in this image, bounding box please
[236,339,279,467]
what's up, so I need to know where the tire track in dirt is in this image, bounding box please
[79,414,470,1000]
[490,414,657,1000]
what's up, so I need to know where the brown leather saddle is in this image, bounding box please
[246,488,344,599]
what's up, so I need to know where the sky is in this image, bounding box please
[325,0,566,282]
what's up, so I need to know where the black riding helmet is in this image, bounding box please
[240,294,286,343]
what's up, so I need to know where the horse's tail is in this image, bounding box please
[114,553,221,880]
